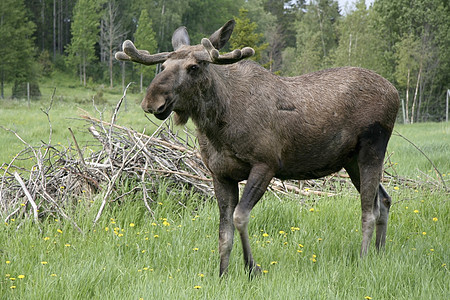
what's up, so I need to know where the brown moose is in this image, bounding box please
[116,20,400,276]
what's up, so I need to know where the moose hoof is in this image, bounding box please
[249,264,262,278]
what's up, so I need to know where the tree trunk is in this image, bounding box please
[405,68,410,124]
[83,55,87,86]
[411,64,422,124]
[140,71,143,94]
[53,0,56,58]
[1,70,4,99]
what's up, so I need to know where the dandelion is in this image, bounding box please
[158,202,163,205]
[413,210,419,213]
[44,236,50,241]
[393,186,399,190]
[141,250,146,253]
[270,261,278,265]
[317,238,323,242]
[430,249,434,252]
[20,203,26,207]
[105,227,109,231]
[41,261,48,265]
[193,247,199,251]
[279,230,286,235]
[298,244,304,248]
[154,235,159,238]
[198,273,205,278]
[194,286,202,289]
[10,286,16,289]
[50,274,57,277]
[129,223,135,227]
[18,275,25,279]
[57,229,63,234]
[263,270,269,274]
[262,233,269,237]
[422,232,427,235]
[433,217,438,222]
[162,220,170,226]
[290,227,300,232]
[151,222,157,226]
[297,250,303,253]
[6,260,11,264]
[10,277,16,281]
[365,297,372,300]
[65,244,71,247]
[309,208,315,212]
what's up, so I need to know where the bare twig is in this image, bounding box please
[393,130,447,191]
[13,172,41,232]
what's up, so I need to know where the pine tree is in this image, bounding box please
[66,0,100,86]
[230,8,268,63]
[134,9,157,93]
[0,0,38,99]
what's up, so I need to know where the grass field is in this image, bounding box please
[1,78,449,299]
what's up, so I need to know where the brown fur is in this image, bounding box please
[126,20,400,276]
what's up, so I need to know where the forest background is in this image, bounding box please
[1,0,449,123]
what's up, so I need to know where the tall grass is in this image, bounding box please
[1,186,448,299]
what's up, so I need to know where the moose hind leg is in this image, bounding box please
[358,122,391,256]
[375,184,391,250]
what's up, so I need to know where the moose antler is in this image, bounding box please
[201,38,255,65]
[115,40,171,65]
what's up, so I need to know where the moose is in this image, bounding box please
[116,20,399,276]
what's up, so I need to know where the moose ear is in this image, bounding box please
[172,26,190,50]
[208,20,235,50]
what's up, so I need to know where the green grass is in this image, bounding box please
[1,74,449,299]
[1,187,448,299]
[0,75,158,165]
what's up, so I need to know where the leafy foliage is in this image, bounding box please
[0,0,38,98]
[230,8,268,62]
[134,9,157,92]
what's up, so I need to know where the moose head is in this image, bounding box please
[116,20,254,123]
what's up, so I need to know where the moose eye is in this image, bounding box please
[188,64,199,72]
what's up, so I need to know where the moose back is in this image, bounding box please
[116,20,400,276]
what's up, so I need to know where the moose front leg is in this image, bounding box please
[233,164,274,276]
[213,177,239,277]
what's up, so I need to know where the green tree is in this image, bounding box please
[230,8,268,63]
[134,9,158,93]
[373,0,450,121]
[100,0,127,88]
[0,0,38,99]
[287,0,339,75]
[333,0,388,76]
[66,0,100,86]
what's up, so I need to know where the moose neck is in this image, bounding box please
[187,64,235,141]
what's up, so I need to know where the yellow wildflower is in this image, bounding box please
[194,286,201,289]
[18,275,25,279]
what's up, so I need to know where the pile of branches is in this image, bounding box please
[1,92,447,231]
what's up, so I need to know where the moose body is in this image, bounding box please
[116,20,400,276]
